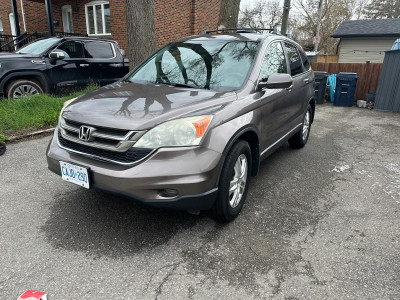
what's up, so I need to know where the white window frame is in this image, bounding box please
[85,1,111,36]
[0,16,4,35]
[62,5,74,33]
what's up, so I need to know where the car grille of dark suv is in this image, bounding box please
[58,132,153,164]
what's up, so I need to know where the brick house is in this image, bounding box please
[0,0,222,53]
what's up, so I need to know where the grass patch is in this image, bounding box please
[0,85,97,139]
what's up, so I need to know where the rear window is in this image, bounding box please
[284,43,303,76]
[84,42,114,58]
[299,50,311,72]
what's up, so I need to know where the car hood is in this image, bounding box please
[62,81,237,130]
[0,53,40,60]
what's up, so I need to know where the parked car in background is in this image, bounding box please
[46,29,315,222]
[0,37,129,99]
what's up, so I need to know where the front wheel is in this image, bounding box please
[6,80,43,99]
[289,104,312,148]
[211,140,252,222]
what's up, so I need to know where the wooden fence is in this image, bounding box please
[310,62,383,100]
[317,54,339,63]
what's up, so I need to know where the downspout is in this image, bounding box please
[336,38,341,55]
[20,0,27,32]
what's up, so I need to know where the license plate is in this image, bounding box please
[60,161,90,189]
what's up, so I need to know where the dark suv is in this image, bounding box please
[46,29,315,221]
[0,37,129,99]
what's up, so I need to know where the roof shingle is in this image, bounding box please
[331,19,400,38]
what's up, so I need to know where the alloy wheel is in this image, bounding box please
[13,85,39,98]
[302,110,310,141]
[229,154,248,208]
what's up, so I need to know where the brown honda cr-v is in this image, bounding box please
[46,29,315,221]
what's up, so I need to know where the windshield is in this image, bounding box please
[16,38,59,55]
[127,39,259,92]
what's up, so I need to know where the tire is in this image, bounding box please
[0,142,6,156]
[6,80,43,99]
[211,140,252,222]
[288,104,312,149]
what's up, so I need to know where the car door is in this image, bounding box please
[84,41,124,85]
[253,41,293,151]
[50,40,91,90]
[283,42,313,126]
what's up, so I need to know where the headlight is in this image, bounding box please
[134,115,213,148]
[58,97,77,128]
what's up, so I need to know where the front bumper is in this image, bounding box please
[46,128,222,210]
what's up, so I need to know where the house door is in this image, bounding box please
[62,5,74,33]
[9,13,16,36]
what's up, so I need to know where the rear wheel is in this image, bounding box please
[6,80,43,99]
[211,140,252,222]
[289,104,312,148]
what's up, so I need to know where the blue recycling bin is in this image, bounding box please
[334,72,359,107]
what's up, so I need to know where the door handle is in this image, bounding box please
[80,64,89,67]
[304,78,310,84]
[286,85,293,92]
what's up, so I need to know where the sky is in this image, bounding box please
[240,0,285,10]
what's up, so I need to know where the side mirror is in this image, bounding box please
[49,51,65,60]
[258,73,293,90]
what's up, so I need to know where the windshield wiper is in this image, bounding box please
[156,81,200,89]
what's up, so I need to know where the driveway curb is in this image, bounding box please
[9,128,55,143]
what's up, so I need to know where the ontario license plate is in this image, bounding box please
[60,161,90,189]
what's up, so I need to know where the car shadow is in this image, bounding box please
[41,188,200,258]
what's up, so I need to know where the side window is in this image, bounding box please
[55,41,85,59]
[84,41,114,58]
[260,42,288,82]
[284,43,303,76]
[299,50,310,72]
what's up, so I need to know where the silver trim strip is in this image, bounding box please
[61,129,137,152]
[57,132,156,166]
[60,117,144,152]
[260,123,302,156]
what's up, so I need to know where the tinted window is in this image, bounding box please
[299,50,310,71]
[85,42,114,58]
[55,41,85,58]
[284,43,303,76]
[260,42,288,82]
[128,40,259,92]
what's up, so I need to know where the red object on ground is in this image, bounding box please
[17,290,47,300]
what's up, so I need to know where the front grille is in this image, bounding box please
[64,119,129,138]
[58,131,153,164]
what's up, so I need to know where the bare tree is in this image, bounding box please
[219,0,241,28]
[292,0,355,53]
[124,0,156,69]
[239,0,282,29]
[363,0,400,19]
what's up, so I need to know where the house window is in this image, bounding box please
[0,17,4,35]
[85,1,111,35]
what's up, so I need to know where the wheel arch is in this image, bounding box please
[1,72,49,95]
[216,126,260,187]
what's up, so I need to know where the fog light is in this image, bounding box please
[158,188,178,198]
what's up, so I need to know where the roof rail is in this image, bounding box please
[203,28,276,35]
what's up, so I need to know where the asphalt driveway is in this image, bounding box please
[0,105,399,299]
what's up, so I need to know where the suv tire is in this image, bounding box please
[289,104,312,148]
[6,80,43,99]
[211,140,252,222]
